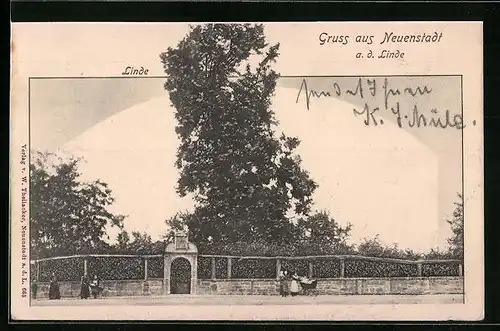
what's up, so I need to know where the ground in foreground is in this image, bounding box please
[32,294,463,306]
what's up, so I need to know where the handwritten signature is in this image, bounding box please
[353,103,465,129]
[295,78,466,129]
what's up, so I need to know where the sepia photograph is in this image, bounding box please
[10,22,483,320]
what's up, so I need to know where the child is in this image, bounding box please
[290,272,300,297]
[90,275,103,299]
[278,270,289,297]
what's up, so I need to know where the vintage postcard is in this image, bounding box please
[10,22,483,321]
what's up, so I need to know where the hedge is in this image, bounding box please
[313,258,341,278]
[38,257,84,281]
[344,259,419,278]
[197,256,212,279]
[232,259,275,279]
[147,257,164,279]
[422,262,460,277]
[88,257,144,280]
[33,255,461,281]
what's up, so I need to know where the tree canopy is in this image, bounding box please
[161,23,318,250]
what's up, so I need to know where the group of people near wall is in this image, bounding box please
[80,274,103,299]
[32,272,103,300]
[278,269,315,297]
[39,269,312,299]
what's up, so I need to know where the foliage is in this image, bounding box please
[447,193,464,260]
[344,259,418,278]
[197,257,213,279]
[231,259,276,279]
[422,262,460,277]
[167,210,353,256]
[313,259,341,278]
[35,254,459,282]
[356,235,422,260]
[147,257,165,278]
[423,248,454,260]
[161,23,317,248]
[88,256,144,280]
[296,211,353,254]
[164,211,190,243]
[30,151,125,259]
[113,230,165,255]
[38,257,85,282]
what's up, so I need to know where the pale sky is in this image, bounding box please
[26,23,464,252]
[30,76,462,252]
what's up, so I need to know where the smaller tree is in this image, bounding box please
[424,248,453,260]
[296,211,353,254]
[447,193,464,260]
[356,235,422,260]
[116,230,131,251]
[113,230,165,254]
[128,232,153,254]
[357,235,386,257]
[164,211,192,242]
[30,151,125,258]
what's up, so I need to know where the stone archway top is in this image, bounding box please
[164,242,198,254]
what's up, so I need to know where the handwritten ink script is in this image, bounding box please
[20,143,29,299]
[318,31,443,60]
[295,77,470,129]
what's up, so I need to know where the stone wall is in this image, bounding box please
[196,277,464,296]
[197,279,279,295]
[33,279,164,299]
[32,277,463,299]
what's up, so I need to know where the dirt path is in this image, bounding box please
[32,294,463,306]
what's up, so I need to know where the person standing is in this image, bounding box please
[31,276,38,300]
[278,270,289,297]
[80,274,90,299]
[48,273,60,300]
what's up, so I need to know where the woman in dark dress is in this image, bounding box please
[31,276,38,300]
[80,274,90,299]
[48,273,60,300]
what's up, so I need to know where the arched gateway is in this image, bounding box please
[164,232,198,294]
